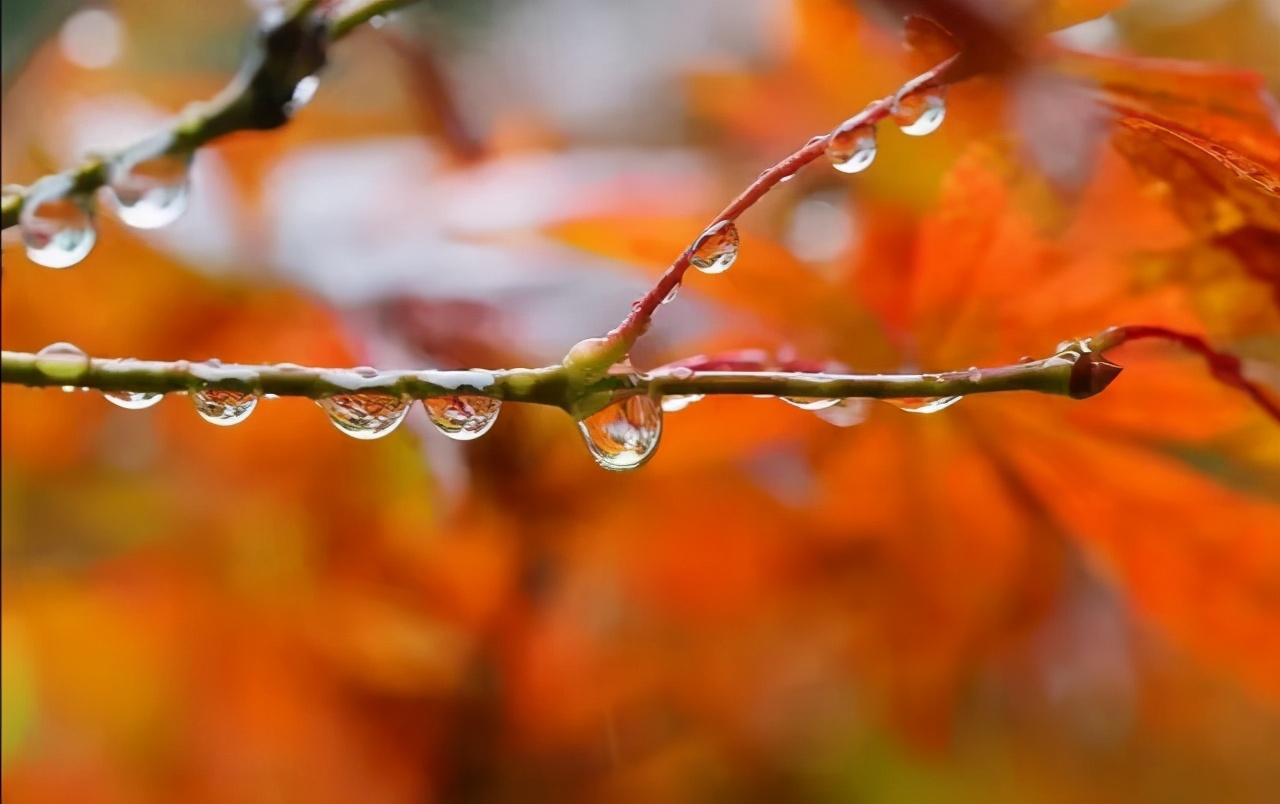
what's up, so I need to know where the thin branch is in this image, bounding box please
[577,54,960,372]
[1,341,1117,415]
[0,0,426,230]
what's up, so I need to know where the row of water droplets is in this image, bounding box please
[13,76,322,269]
[33,342,501,440]
[675,86,946,285]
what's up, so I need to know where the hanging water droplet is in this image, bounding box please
[825,122,876,173]
[192,388,257,426]
[104,390,162,410]
[662,284,680,305]
[106,151,192,229]
[423,395,501,441]
[286,75,320,116]
[578,395,662,471]
[660,394,703,413]
[35,341,91,383]
[20,192,96,268]
[815,399,869,427]
[317,393,409,439]
[781,396,841,411]
[893,88,946,136]
[885,395,962,414]
[689,220,739,275]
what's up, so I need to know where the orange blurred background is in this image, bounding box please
[3,1,1279,802]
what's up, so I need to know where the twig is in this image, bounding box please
[572,55,960,373]
[1,341,1118,415]
[0,0,426,230]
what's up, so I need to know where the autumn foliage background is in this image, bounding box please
[3,0,1280,801]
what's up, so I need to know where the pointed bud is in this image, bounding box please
[1068,352,1123,399]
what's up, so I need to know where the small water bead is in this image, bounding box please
[662,284,680,305]
[104,390,162,410]
[106,151,192,229]
[318,393,409,440]
[893,88,947,136]
[192,389,257,426]
[781,397,841,411]
[20,193,97,268]
[815,399,869,427]
[286,75,321,116]
[578,395,662,471]
[886,396,962,414]
[660,394,703,413]
[35,342,91,382]
[423,395,501,441]
[689,220,739,275]
[825,123,877,174]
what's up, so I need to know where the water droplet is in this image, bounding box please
[662,284,680,305]
[815,399,868,427]
[578,395,662,471]
[689,220,739,275]
[423,395,501,440]
[106,151,192,229]
[20,192,96,268]
[286,75,320,116]
[825,122,876,173]
[660,394,703,413]
[893,88,946,136]
[318,393,409,439]
[781,397,840,410]
[35,341,90,382]
[192,389,257,426]
[104,390,162,410]
[886,396,962,414]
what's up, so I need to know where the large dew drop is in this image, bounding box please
[689,221,739,275]
[318,393,409,439]
[825,122,876,174]
[192,389,257,426]
[107,151,192,229]
[578,395,662,471]
[104,390,162,410]
[886,396,962,414]
[20,193,96,268]
[35,342,90,383]
[893,88,947,137]
[424,395,501,441]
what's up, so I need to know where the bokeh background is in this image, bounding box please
[3,0,1280,802]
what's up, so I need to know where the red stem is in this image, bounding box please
[1094,325,1280,423]
[600,55,960,354]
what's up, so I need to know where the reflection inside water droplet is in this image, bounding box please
[20,192,97,268]
[578,395,662,470]
[104,390,162,410]
[423,395,501,440]
[193,388,257,426]
[885,396,962,414]
[287,75,320,116]
[660,394,703,413]
[815,399,868,427]
[318,393,409,439]
[825,122,876,173]
[689,220,739,275]
[893,88,947,136]
[107,151,192,229]
[781,396,841,410]
[35,341,90,382]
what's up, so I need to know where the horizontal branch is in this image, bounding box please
[1,345,1115,416]
[0,0,425,230]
